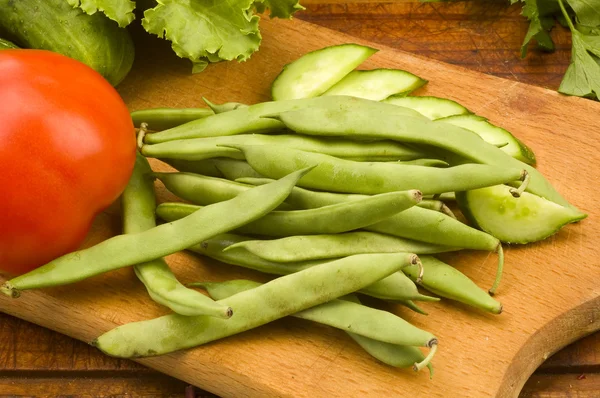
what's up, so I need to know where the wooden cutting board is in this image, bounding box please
[1,17,599,398]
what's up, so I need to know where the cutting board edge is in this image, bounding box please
[499,294,600,398]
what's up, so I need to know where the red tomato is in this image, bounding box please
[0,50,136,275]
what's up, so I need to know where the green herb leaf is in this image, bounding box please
[142,0,262,66]
[254,0,305,18]
[556,0,600,98]
[558,29,600,98]
[566,0,600,26]
[576,22,600,34]
[520,0,560,57]
[582,33,600,57]
[67,0,136,28]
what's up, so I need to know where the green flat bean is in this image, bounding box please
[124,154,232,318]
[154,172,248,204]
[131,108,213,131]
[92,253,427,358]
[240,175,503,291]
[227,144,526,196]
[190,279,265,298]
[189,234,318,274]
[349,332,433,374]
[398,299,429,315]
[156,189,422,237]
[144,139,243,161]
[417,200,444,212]
[213,158,264,180]
[403,256,502,314]
[395,159,450,167]
[203,98,248,114]
[417,200,457,219]
[161,158,224,178]
[228,232,457,263]
[144,96,425,143]
[270,101,582,212]
[0,168,313,297]
[431,192,456,202]
[192,280,437,369]
[142,133,426,162]
[359,271,438,303]
[342,295,433,375]
[238,177,501,251]
[188,234,433,303]
[153,172,293,210]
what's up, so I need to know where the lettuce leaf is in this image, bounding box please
[67,0,136,27]
[66,0,303,73]
[142,0,260,68]
[141,0,303,72]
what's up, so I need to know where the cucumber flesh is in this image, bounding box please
[271,44,378,101]
[456,185,586,244]
[439,115,536,166]
[382,95,471,120]
[322,69,427,101]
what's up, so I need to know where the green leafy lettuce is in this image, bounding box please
[66,0,304,72]
[67,0,136,27]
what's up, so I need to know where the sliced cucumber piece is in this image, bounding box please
[322,69,427,101]
[382,95,471,120]
[456,185,586,244]
[439,115,536,166]
[271,44,378,101]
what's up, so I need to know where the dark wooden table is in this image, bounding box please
[1,1,598,397]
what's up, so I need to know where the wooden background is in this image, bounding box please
[1,1,598,397]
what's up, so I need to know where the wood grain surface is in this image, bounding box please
[1,2,599,397]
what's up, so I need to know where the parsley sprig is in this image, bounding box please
[519,0,600,99]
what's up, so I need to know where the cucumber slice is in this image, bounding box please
[439,115,536,166]
[322,69,427,100]
[456,185,586,244]
[271,44,378,101]
[382,95,471,120]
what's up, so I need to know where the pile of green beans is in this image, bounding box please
[135,97,513,313]
[4,89,577,378]
[132,99,512,325]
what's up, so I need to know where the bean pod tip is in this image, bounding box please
[411,189,423,204]
[0,281,20,298]
[509,169,530,198]
[136,123,149,150]
[408,255,424,284]
[413,338,438,372]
